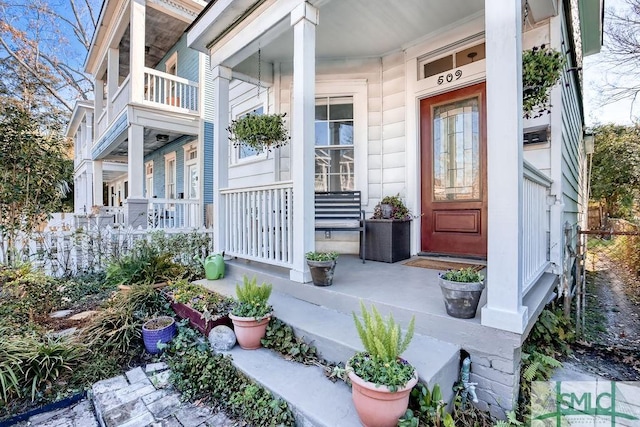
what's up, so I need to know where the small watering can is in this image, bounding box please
[196,252,225,280]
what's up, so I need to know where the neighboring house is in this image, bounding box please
[69,0,214,230]
[184,0,603,416]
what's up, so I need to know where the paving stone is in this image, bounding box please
[174,405,214,426]
[204,412,235,427]
[68,310,98,320]
[102,399,151,427]
[125,367,150,385]
[49,309,73,318]
[146,393,182,419]
[145,362,169,373]
[141,389,174,405]
[95,382,156,413]
[92,376,129,395]
[149,415,183,427]
[149,370,171,389]
[117,411,156,427]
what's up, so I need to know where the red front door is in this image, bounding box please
[420,83,487,257]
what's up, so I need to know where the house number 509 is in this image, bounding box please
[437,70,463,85]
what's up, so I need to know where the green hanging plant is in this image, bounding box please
[227,112,291,153]
[522,44,566,119]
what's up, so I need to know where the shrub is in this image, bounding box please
[232,276,272,318]
[440,268,484,283]
[105,242,184,287]
[166,323,295,426]
[305,251,338,262]
[372,194,411,220]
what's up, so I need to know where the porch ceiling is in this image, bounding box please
[226,0,483,73]
[105,128,190,159]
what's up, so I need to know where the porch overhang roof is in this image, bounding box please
[65,100,94,138]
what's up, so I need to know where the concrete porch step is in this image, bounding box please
[195,261,461,425]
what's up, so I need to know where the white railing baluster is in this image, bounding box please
[220,182,294,267]
[522,161,553,293]
[143,68,198,112]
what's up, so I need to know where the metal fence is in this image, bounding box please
[572,218,640,335]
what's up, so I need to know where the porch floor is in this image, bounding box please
[210,254,526,355]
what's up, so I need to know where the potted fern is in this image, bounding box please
[229,275,273,349]
[347,302,418,427]
[227,112,290,153]
[438,268,485,319]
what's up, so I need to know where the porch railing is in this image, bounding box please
[522,161,553,293]
[143,68,199,112]
[148,199,202,229]
[221,181,294,267]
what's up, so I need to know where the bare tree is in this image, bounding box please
[0,0,99,113]
[598,0,640,110]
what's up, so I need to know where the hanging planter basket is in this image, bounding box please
[522,44,566,119]
[227,112,290,153]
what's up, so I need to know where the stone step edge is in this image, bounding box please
[221,347,360,427]
[196,277,461,405]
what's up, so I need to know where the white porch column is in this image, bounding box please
[93,160,103,207]
[130,0,146,104]
[94,79,103,122]
[126,124,148,228]
[289,3,318,283]
[107,47,119,119]
[481,0,528,334]
[212,66,231,252]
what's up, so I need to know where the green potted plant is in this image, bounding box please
[227,112,290,153]
[347,302,418,427]
[305,251,338,286]
[365,194,412,263]
[229,275,273,349]
[522,44,565,119]
[438,267,485,319]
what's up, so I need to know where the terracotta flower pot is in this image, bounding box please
[229,313,271,349]
[347,368,418,427]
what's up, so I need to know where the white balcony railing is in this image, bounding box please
[148,199,202,229]
[143,68,199,112]
[111,76,130,120]
[221,182,294,267]
[522,161,553,293]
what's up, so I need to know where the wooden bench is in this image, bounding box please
[314,191,366,263]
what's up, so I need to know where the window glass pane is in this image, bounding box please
[455,43,485,67]
[315,103,328,120]
[314,148,354,191]
[329,100,353,120]
[329,121,354,145]
[424,56,453,78]
[315,122,329,146]
[432,97,480,201]
[238,106,264,159]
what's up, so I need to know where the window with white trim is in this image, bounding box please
[145,161,154,198]
[164,153,176,199]
[315,96,354,191]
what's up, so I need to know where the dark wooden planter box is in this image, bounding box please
[363,219,411,263]
[169,301,231,335]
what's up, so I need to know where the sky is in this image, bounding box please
[582,0,638,126]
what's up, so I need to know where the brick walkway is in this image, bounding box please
[20,363,235,427]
